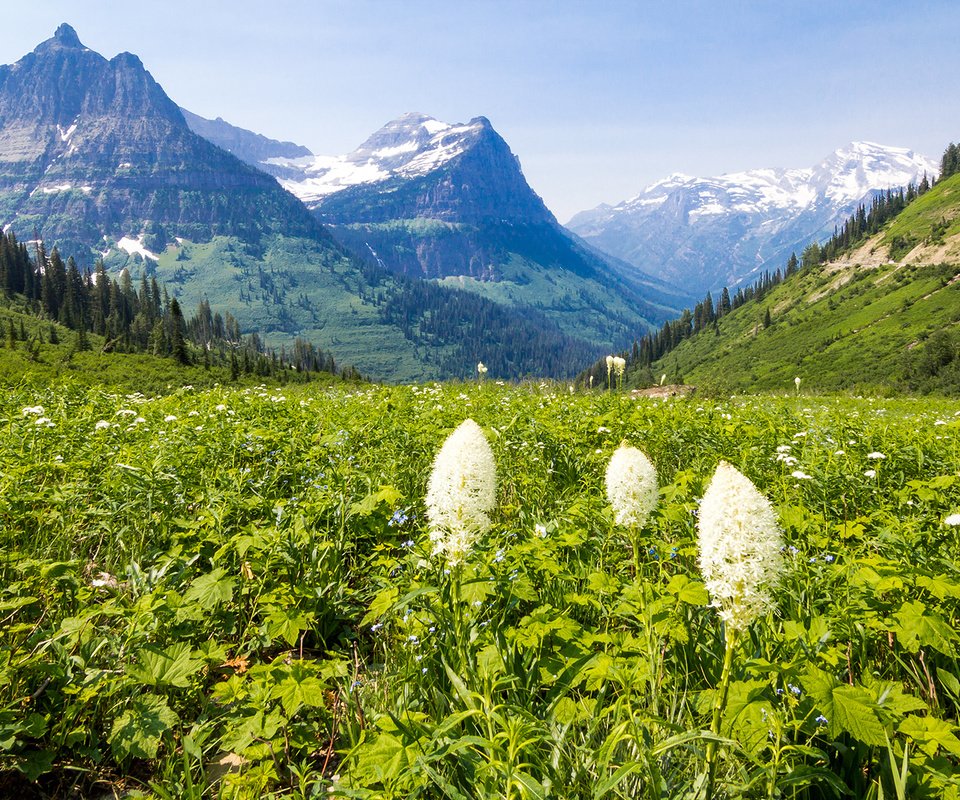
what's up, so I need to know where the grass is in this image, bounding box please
[1,381,959,798]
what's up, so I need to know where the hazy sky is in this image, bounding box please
[2,1,957,221]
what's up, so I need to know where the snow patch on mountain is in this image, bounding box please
[116,235,159,261]
[268,113,488,206]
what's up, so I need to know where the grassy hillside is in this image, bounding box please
[649,173,960,394]
[0,301,339,394]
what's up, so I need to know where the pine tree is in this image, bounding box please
[169,298,190,365]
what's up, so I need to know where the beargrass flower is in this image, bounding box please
[605,444,658,527]
[697,461,784,632]
[612,356,626,378]
[425,419,496,565]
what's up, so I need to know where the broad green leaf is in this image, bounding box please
[665,574,709,605]
[916,574,960,600]
[109,695,178,760]
[266,607,314,646]
[889,600,958,656]
[15,749,55,781]
[127,642,202,688]
[182,567,235,609]
[804,667,887,746]
[900,715,960,757]
[272,663,327,716]
[0,595,38,612]
[349,485,403,517]
[351,732,414,783]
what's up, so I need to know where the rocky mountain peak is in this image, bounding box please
[53,23,83,47]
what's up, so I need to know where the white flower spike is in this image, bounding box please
[425,419,497,565]
[698,461,783,632]
[605,444,658,527]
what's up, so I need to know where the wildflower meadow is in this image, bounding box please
[1,382,959,799]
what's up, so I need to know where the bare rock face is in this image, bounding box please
[0,24,322,261]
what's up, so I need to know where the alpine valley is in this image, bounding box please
[0,25,684,382]
[0,24,945,386]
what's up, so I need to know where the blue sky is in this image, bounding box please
[2,1,957,221]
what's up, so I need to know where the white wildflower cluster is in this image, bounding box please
[945,513,960,527]
[425,419,497,565]
[605,355,626,384]
[605,444,658,527]
[697,461,783,632]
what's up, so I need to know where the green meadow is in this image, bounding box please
[1,383,959,798]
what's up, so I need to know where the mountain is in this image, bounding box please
[0,27,627,382]
[567,142,939,295]
[180,108,312,167]
[263,112,685,347]
[0,24,322,260]
[636,170,960,393]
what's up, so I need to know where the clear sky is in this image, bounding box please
[2,1,957,221]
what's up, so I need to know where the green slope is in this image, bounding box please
[104,234,605,383]
[651,173,960,393]
[0,302,330,393]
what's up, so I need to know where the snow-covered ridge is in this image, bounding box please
[565,140,939,295]
[267,112,488,205]
[607,141,937,222]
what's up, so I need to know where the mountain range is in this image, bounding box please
[0,25,681,381]
[0,24,945,385]
[187,109,686,347]
[567,142,938,294]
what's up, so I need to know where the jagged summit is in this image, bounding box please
[52,23,83,47]
[28,23,87,56]
[0,25,322,259]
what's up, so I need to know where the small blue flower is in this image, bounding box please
[824,554,835,563]
[816,714,828,725]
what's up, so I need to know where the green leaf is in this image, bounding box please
[349,485,403,518]
[109,695,178,760]
[271,662,328,716]
[665,574,709,605]
[127,642,202,688]
[900,715,960,757]
[0,595,38,612]
[15,749,55,781]
[360,586,398,627]
[182,567,235,609]
[265,607,314,646]
[804,667,887,746]
[350,732,414,783]
[889,600,958,656]
[916,574,960,600]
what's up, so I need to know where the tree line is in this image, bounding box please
[0,232,350,381]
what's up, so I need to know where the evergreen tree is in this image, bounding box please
[169,298,190,365]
